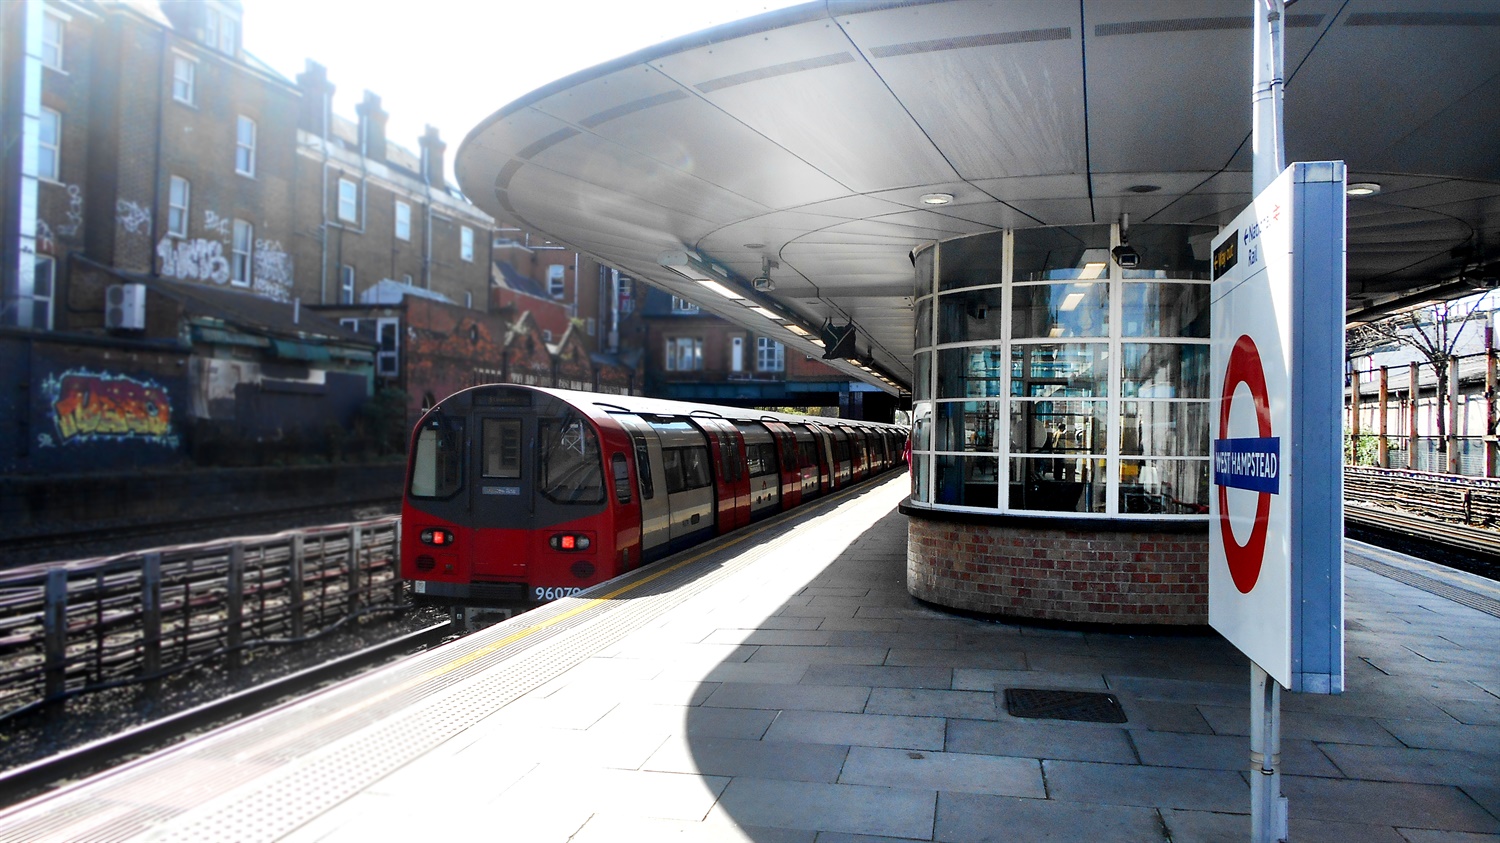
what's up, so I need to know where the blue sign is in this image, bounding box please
[1213,437,1281,493]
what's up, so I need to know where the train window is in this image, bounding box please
[633,436,655,500]
[746,443,777,477]
[834,436,851,464]
[538,414,604,504]
[662,448,686,493]
[482,418,523,478]
[719,431,743,482]
[612,453,631,504]
[798,440,819,468]
[410,415,464,499]
[683,447,712,489]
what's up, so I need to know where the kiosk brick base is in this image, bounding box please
[906,514,1210,625]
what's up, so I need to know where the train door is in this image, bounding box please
[696,417,750,533]
[791,424,823,498]
[735,422,782,521]
[829,428,852,488]
[759,419,801,510]
[469,411,535,580]
[649,419,716,551]
[618,416,671,561]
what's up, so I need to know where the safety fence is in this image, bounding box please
[1346,349,1498,477]
[0,517,402,718]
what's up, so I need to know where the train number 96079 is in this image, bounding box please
[534,587,583,602]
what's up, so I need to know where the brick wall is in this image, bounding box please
[906,513,1210,625]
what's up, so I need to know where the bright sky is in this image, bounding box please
[242,0,805,176]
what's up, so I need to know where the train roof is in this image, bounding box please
[455,384,908,432]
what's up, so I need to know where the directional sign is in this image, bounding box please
[1210,162,1345,694]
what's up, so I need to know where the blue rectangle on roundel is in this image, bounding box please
[1212,437,1281,494]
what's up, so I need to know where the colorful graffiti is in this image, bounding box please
[43,370,177,446]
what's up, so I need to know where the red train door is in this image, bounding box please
[696,418,750,533]
[760,420,801,510]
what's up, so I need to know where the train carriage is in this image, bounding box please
[402,385,907,605]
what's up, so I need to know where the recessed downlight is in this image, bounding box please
[1347,182,1382,197]
[919,193,954,206]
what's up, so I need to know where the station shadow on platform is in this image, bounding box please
[285,476,1500,843]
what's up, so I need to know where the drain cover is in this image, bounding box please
[1003,688,1128,723]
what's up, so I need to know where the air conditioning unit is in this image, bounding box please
[106,283,146,330]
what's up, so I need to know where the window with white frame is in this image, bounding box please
[338,177,358,223]
[376,318,400,377]
[38,108,61,182]
[670,296,699,314]
[235,116,256,176]
[168,176,190,237]
[340,265,355,304]
[547,264,566,298]
[665,337,703,371]
[41,12,65,71]
[461,226,474,261]
[172,55,196,105]
[33,255,56,331]
[231,219,253,286]
[757,337,784,372]
[340,318,360,332]
[394,200,411,240]
[204,6,238,56]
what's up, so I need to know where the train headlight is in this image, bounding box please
[549,533,592,551]
[420,528,456,546]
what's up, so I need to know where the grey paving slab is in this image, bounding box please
[816,617,904,633]
[1281,775,1500,832]
[953,668,1107,692]
[753,616,829,631]
[1321,743,1499,787]
[839,746,1044,798]
[571,815,815,843]
[658,660,809,685]
[1106,675,1244,707]
[802,664,954,690]
[1161,809,1412,843]
[706,629,835,646]
[1381,718,1500,754]
[645,736,851,783]
[709,778,936,840]
[827,631,960,650]
[1438,697,1500,727]
[945,718,1138,764]
[1397,831,1500,843]
[703,681,873,712]
[1116,698,1218,735]
[1198,704,1405,745]
[777,604,861,619]
[764,710,946,750]
[747,644,891,665]
[934,792,1168,843]
[1131,729,1342,777]
[1043,758,1248,812]
[589,703,778,741]
[885,648,1028,670]
[866,687,999,721]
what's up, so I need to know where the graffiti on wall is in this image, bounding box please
[157,236,230,285]
[252,239,293,302]
[57,184,83,237]
[203,210,231,238]
[35,220,55,255]
[116,200,152,234]
[40,370,177,448]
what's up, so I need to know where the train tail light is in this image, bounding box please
[420,528,455,546]
[549,534,592,551]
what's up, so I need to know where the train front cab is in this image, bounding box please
[402,387,640,603]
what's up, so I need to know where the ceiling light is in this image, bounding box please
[786,324,811,336]
[696,279,743,300]
[659,250,729,282]
[743,242,765,249]
[1347,182,1382,197]
[1078,262,1107,280]
[919,193,953,206]
[1060,292,1087,312]
[1048,326,1065,338]
[748,306,783,320]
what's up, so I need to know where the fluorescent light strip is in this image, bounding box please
[749,307,783,321]
[695,279,743,300]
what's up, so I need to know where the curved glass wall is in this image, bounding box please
[911,223,1214,519]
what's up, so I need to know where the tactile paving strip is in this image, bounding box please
[1347,550,1500,620]
[0,477,907,843]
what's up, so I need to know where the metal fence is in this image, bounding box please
[1346,349,1498,478]
[0,517,402,718]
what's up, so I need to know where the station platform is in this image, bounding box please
[2,476,1498,842]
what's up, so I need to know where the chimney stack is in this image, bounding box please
[419,125,446,189]
[356,91,388,162]
[296,60,335,137]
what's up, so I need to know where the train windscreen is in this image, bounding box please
[538,413,604,503]
[410,415,464,498]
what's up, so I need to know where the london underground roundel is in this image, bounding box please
[1214,334,1281,594]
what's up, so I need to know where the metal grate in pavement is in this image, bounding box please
[1003,688,1128,723]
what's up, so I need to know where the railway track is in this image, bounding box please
[0,619,453,805]
[1345,503,1500,583]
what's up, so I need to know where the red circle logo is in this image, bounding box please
[1218,335,1273,594]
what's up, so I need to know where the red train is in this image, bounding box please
[400,385,908,604]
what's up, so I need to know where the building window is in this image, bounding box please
[172,55,196,105]
[394,200,411,240]
[465,291,473,308]
[168,176,190,237]
[41,12,64,71]
[757,337,784,372]
[235,116,256,176]
[205,6,238,56]
[670,296,699,314]
[38,108,61,182]
[32,255,56,331]
[231,219,253,286]
[665,337,703,371]
[402,273,414,286]
[461,226,474,262]
[376,318,400,377]
[586,317,596,336]
[340,264,355,304]
[340,318,359,332]
[338,177,359,223]
[542,329,553,343]
[547,264,566,298]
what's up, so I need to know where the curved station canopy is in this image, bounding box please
[457,0,1500,394]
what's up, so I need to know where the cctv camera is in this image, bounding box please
[1111,245,1140,269]
[752,275,776,291]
